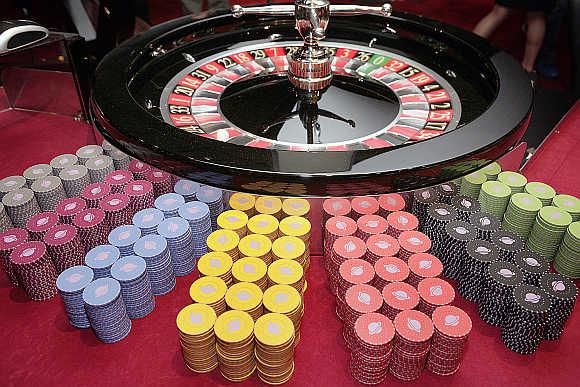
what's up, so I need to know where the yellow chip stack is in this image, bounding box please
[225,282,264,321]
[267,259,305,295]
[254,313,296,385]
[214,310,256,382]
[263,285,304,346]
[278,218,311,270]
[176,303,218,373]
[229,193,257,217]
[189,276,228,316]
[238,233,273,264]
[272,236,307,269]
[207,229,240,262]
[282,198,311,219]
[232,257,269,291]
[217,209,249,238]
[248,214,279,242]
[197,251,233,286]
[255,196,283,219]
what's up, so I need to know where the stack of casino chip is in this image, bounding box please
[178,201,212,257]
[342,284,383,350]
[387,211,419,239]
[2,188,41,228]
[155,172,177,195]
[381,281,419,320]
[501,284,550,354]
[323,216,356,265]
[50,154,78,175]
[478,180,511,219]
[0,176,26,199]
[109,148,131,170]
[336,259,374,320]
[128,159,151,180]
[100,193,132,228]
[350,312,395,385]
[197,185,224,230]
[268,259,305,295]
[491,230,524,262]
[460,171,487,199]
[111,255,155,319]
[513,250,549,286]
[435,182,458,204]
[539,272,578,340]
[217,209,248,238]
[365,234,399,266]
[378,193,406,217]
[190,276,228,315]
[478,261,523,327]
[26,212,59,241]
[373,256,409,292]
[132,207,164,235]
[197,251,233,285]
[232,257,268,291]
[255,196,283,219]
[176,303,218,373]
[83,277,132,343]
[254,313,295,384]
[108,224,141,257]
[31,176,67,211]
[226,282,264,321]
[351,196,379,220]
[457,240,498,302]
[154,193,185,218]
[322,198,351,224]
[0,203,12,232]
[214,310,256,382]
[527,206,572,260]
[328,236,366,295]
[73,208,110,246]
[207,229,240,262]
[105,170,133,193]
[102,139,115,155]
[389,310,433,381]
[76,145,104,165]
[174,179,199,202]
[417,277,455,316]
[85,244,120,279]
[272,236,307,268]
[247,214,279,242]
[439,221,476,279]
[355,214,387,241]
[502,193,542,239]
[398,230,431,262]
[407,253,443,288]
[412,188,440,225]
[0,228,29,286]
[56,265,94,328]
[525,181,556,206]
[263,285,303,346]
[279,216,311,247]
[23,164,53,187]
[86,155,115,183]
[554,222,580,278]
[422,203,457,245]
[469,211,501,241]
[133,234,176,295]
[81,182,111,208]
[158,217,196,276]
[10,241,57,300]
[498,171,527,194]
[59,165,90,197]
[282,198,310,219]
[238,234,272,265]
[229,193,256,217]
[451,195,481,222]
[552,194,580,221]
[427,306,472,375]
[44,224,85,273]
[55,197,86,224]
[481,161,502,181]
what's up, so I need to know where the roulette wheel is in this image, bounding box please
[91,1,532,196]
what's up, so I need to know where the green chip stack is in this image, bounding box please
[502,193,542,239]
[527,206,572,260]
[478,181,511,219]
[552,194,580,222]
[481,162,502,181]
[498,171,527,194]
[554,222,580,278]
[525,182,556,206]
[461,171,487,199]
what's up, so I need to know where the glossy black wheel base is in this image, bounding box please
[91,10,533,197]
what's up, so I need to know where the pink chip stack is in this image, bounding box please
[105,170,133,193]
[128,159,151,180]
[0,228,29,286]
[323,216,357,268]
[124,180,155,214]
[386,211,419,238]
[81,182,111,208]
[43,224,85,273]
[73,208,110,247]
[351,196,379,220]
[10,241,57,300]
[55,197,87,224]
[336,259,375,321]
[26,212,59,241]
[328,236,366,295]
[100,193,131,228]
[356,214,388,242]
[145,169,173,196]
[378,193,406,217]
[365,234,400,265]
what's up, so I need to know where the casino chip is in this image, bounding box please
[111,255,155,319]
[176,303,218,373]
[526,206,572,260]
[73,208,110,247]
[190,276,228,315]
[502,193,542,239]
[0,227,29,286]
[81,182,111,208]
[457,239,498,302]
[158,217,196,276]
[417,277,455,316]
[254,313,295,384]
[83,277,132,343]
[336,259,374,320]
[76,145,104,165]
[132,207,164,235]
[56,265,94,328]
[478,261,523,327]
[469,211,501,241]
[322,198,351,223]
[218,210,249,238]
[272,236,307,268]
[55,197,86,224]
[145,168,173,196]
[0,202,12,232]
[381,281,419,320]
[373,256,409,291]
[255,196,283,219]
[460,171,487,199]
[207,229,240,262]
[10,241,57,301]
[378,193,406,217]
[85,244,121,279]
[197,185,224,230]
[554,221,580,278]
[366,233,400,266]
[174,179,199,202]
[154,193,185,218]
[478,181,511,219]
[263,285,303,346]
[498,171,527,194]
[105,170,133,193]
[214,310,256,382]
[323,216,356,268]
[108,224,142,257]
[512,250,549,286]
[23,163,53,187]
[86,155,115,183]
[50,154,79,176]
[198,251,233,285]
[226,282,264,321]
[178,201,212,258]
[128,159,151,180]
[238,233,272,265]
[525,181,556,206]
[133,234,176,295]
[232,257,268,291]
[351,196,379,220]
[100,193,132,228]
[229,193,256,217]
[480,161,501,181]
[2,188,41,228]
[386,211,419,239]
[109,148,131,170]
[31,176,67,212]
[422,203,457,245]
[59,165,90,197]
[279,215,311,245]
[552,194,580,221]
[407,253,443,288]
[490,230,524,263]
[397,230,431,262]
[539,272,578,340]
[124,180,155,214]
[268,259,305,295]
[44,224,85,273]
[0,175,26,200]
[450,195,481,222]
[412,188,440,225]
[282,198,310,218]
[327,236,366,295]
[247,214,279,242]
[435,182,458,204]
[26,212,59,241]
[343,284,382,350]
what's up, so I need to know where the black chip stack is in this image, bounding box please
[539,273,578,341]
[513,250,549,286]
[435,182,458,204]
[469,212,501,241]
[457,240,498,302]
[423,203,457,257]
[412,188,440,227]
[451,195,481,222]
[491,230,524,262]
[501,284,550,355]
[440,221,476,280]
[478,261,523,327]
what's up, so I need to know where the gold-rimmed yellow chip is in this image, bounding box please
[254,313,294,347]
[268,259,303,285]
[176,303,217,336]
[207,229,240,252]
[232,257,267,283]
[282,198,310,217]
[255,196,282,216]
[189,276,227,304]
[229,193,256,212]
[214,310,254,343]
[263,285,301,314]
[248,214,279,235]
[272,236,305,260]
[217,210,248,232]
[225,282,263,311]
[279,216,311,239]
[197,251,233,277]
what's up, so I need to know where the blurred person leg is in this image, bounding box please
[536,0,568,78]
[474,4,511,38]
[521,12,546,73]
